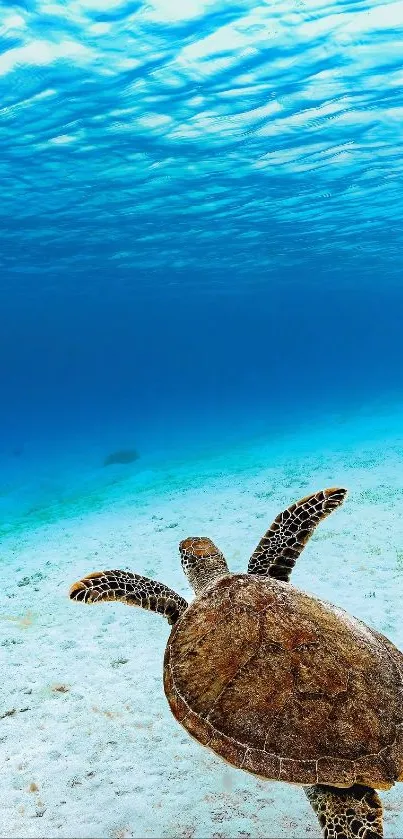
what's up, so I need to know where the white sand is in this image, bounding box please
[1,407,403,838]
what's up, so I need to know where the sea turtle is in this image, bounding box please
[69,487,403,839]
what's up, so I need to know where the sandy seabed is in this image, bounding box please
[1,408,403,838]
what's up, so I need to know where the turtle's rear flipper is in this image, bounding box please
[69,570,188,625]
[248,487,347,582]
[305,783,383,839]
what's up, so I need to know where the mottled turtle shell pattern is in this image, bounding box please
[164,575,403,790]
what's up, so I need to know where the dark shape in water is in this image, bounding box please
[103,448,139,467]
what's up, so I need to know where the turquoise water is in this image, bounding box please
[1,0,403,836]
[1,0,403,490]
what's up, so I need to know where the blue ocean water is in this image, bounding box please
[2,5,403,836]
[1,0,402,517]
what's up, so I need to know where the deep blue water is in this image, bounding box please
[1,0,403,523]
[2,7,403,835]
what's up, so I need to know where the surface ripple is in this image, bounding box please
[0,0,402,287]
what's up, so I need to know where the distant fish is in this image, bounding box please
[103,448,139,467]
[12,445,24,457]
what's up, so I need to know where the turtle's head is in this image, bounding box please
[179,537,229,596]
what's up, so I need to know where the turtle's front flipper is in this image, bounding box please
[305,783,383,839]
[248,487,347,582]
[69,571,188,625]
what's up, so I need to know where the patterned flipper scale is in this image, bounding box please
[248,487,347,582]
[306,783,383,839]
[70,570,188,625]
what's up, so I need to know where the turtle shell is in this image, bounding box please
[164,574,403,789]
